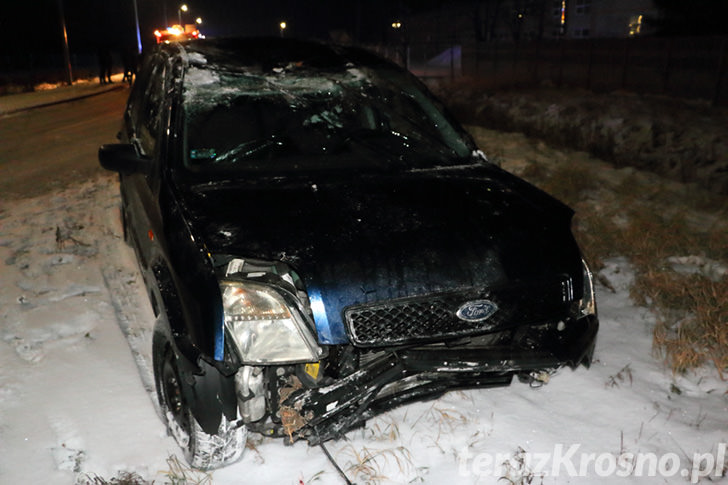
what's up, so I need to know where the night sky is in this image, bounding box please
[1,0,441,65]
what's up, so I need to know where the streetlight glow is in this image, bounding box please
[57,0,73,85]
[178,4,188,25]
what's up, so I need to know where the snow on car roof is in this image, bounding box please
[182,53,372,111]
[177,37,402,112]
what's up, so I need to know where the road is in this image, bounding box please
[0,88,128,200]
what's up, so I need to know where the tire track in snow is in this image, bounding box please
[100,266,159,410]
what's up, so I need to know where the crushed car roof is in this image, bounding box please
[175,37,391,74]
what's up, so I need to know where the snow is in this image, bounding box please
[0,80,123,115]
[183,64,346,104]
[185,66,221,88]
[186,52,208,66]
[1,138,726,483]
[667,256,728,282]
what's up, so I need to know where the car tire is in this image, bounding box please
[156,344,247,470]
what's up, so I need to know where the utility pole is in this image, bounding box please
[57,0,73,85]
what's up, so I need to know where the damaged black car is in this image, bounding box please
[99,37,598,469]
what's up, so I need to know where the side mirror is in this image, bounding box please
[98,144,151,175]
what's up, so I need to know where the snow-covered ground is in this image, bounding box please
[0,77,123,116]
[1,145,726,483]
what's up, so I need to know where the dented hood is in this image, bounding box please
[178,164,582,344]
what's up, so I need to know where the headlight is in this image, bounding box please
[579,259,597,317]
[220,280,322,364]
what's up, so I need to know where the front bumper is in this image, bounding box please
[282,314,598,444]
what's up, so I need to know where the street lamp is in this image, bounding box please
[57,0,73,85]
[391,21,402,29]
[279,21,287,37]
[196,17,202,25]
[178,4,188,25]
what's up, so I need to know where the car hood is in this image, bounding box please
[178,164,582,344]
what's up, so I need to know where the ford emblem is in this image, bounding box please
[456,299,498,322]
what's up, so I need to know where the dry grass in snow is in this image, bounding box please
[469,125,728,378]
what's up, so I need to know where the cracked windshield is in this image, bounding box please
[182,64,472,173]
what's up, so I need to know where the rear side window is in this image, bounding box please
[128,55,167,156]
[139,62,167,156]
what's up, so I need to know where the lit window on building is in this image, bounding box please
[551,0,566,35]
[628,14,643,36]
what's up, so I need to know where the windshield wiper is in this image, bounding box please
[214,135,286,164]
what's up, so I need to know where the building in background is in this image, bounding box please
[403,0,659,44]
[568,0,657,39]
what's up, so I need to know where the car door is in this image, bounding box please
[122,53,169,274]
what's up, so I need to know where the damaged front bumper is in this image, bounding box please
[281,314,598,444]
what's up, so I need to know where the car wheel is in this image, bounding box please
[157,344,247,470]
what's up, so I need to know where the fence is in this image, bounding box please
[392,36,728,106]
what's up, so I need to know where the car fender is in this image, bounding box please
[149,199,238,436]
[152,305,238,436]
[170,174,227,337]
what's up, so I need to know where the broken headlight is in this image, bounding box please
[220,280,321,364]
[579,259,597,317]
